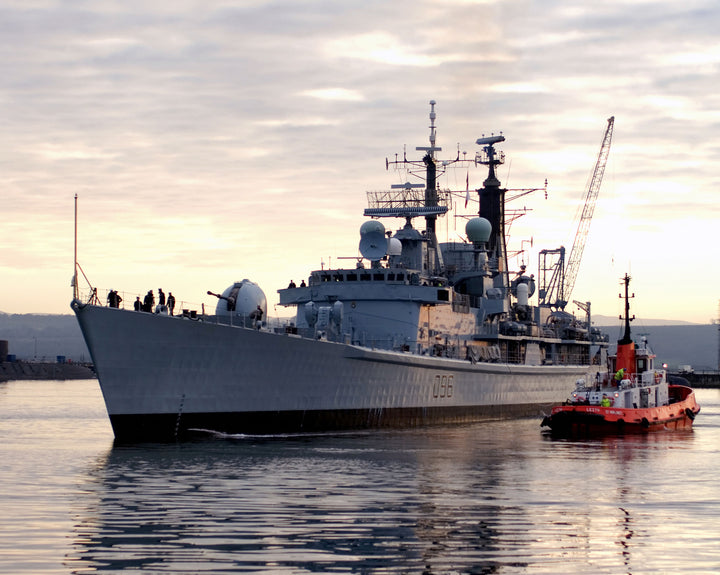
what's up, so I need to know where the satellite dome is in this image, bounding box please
[360,220,385,237]
[214,279,267,318]
[388,237,402,256]
[466,217,492,244]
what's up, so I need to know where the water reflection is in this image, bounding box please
[69,430,511,573]
[66,416,716,574]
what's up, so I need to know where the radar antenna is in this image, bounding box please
[373,101,474,274]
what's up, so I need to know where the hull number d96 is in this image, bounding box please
[433,374,454,398]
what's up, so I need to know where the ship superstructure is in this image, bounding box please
[277,101,606,369]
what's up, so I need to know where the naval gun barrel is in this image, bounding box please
[207,290,236,311]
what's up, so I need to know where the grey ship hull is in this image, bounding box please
[74,301,592,442]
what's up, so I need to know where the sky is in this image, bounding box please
[1,0,719,324]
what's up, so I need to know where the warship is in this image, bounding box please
[73,102,610,442]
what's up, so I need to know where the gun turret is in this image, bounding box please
[207,290,236,311]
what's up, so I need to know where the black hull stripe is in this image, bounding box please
[109,403,550,443]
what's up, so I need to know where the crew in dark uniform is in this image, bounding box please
[167,292,176,315]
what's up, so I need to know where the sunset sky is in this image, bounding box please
[1,0,718,324]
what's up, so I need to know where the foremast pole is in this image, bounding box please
[416,100,444,274]
[73,194,79,300]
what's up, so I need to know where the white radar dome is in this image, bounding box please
[360,220,385,237]
[466,217,492,244]
[388,237,402,256]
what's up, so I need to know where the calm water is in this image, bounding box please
[1,380,719,574]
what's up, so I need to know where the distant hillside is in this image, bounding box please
[592,314,700,326]
[1,312,717,370]
[0,313,91,362]
[597,323,718,371]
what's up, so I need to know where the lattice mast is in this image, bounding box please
[377,101,473,275]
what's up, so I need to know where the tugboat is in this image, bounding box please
[541,274,700,435]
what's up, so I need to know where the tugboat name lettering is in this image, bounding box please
[433,375,454,398]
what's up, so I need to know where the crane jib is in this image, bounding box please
[538,117,615,309]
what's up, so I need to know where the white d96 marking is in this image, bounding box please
[433,374,454,398]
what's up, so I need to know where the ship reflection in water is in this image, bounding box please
[67,416,715,574]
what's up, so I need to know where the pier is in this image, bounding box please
[669,371,720,388]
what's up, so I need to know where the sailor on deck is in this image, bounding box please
[614,368,626,386]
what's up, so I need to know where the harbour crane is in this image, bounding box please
[538,116,615,309]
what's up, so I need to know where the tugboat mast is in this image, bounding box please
[618,273,635,345]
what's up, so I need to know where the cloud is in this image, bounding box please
[300,88,365,102]
[324,31,494,67]
[0,0,718,323]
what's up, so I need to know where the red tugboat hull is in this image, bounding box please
[542,384,700,436]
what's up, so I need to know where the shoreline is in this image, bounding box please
[0,361,96,383]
